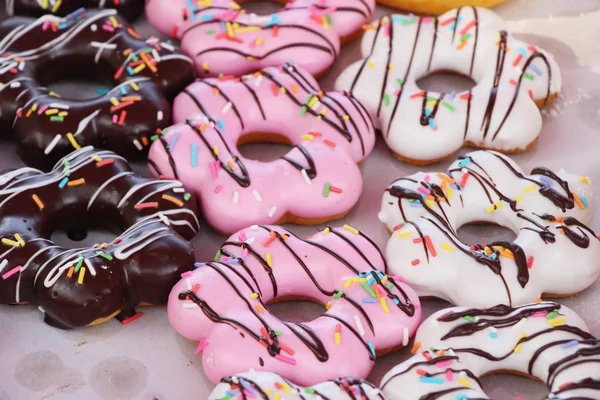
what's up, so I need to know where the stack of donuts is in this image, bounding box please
[1,0,598,399]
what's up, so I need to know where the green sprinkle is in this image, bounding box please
[220,395,232,400]
[524,73,535,81]
[184,193,191,201]
[63,160,70,176]
[361,282,376,298]
[333,290,343,299]
[50,116,64,122]
[206,29,215,35]
[161,128,169,135]
[274,330,282,336]
[150,135,158,141]
[326,13,333,26]
[305,388,316,394]
[96,251,113,261]
[547,311,558,320]
[74,255,84,272]
[443,102,456,112]
[131,55,139,62]
[384,93,390,106]
[323,183,331,198]
[214,249,221,261]
[426,96,437,102]
[386,282,394,290]
[463,315,474,322]
[401,18,415,26]
[460,33,472,42]
[396,78,404,86]
[300,105,307,116]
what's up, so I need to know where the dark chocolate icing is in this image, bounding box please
[0,146,199,329]
[7,0,144,21]
[0,8,195,170]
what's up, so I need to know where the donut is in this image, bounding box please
[148,63,375,235]
[145,0,375,78]
[167,225,421,385]
[377,0,506,16]
[209,370,383,399]
[0,146,200,329]
[381,301,600,399]
[378,150,600,308]
[0,8,195,170]
[335,7,561,165]
[6,0,144,21]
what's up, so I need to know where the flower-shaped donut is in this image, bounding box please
[145,0,375,78]
[7,0,144,20]
[335,7,561,164]
[0,8,195,170]
[168,225,421,385]
[0,147,199,329]
[378,150,600,307]
[209,371,383,399]
[148,64,375,234]
[381,301,600,399]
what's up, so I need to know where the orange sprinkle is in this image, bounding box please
[32,194,44,210]
[67,178,85,186]
[162,194,184,207]
[573,192,585,209]
[362,24,377,30]
[255,304,265,314]
[411,342,422,354]
[96,159,114,167]
[323,139,336,148]
[67,266,74,278]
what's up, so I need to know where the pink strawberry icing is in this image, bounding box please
[147,64,375,234]
[145,0,375,77]
[167,225,421,385]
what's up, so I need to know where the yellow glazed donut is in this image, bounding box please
[377,0,507,15]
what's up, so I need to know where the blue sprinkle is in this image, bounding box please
[581,195,589,208]
[226,390,240,396]
[448,91,457,101]
[200,14,213,21]
[194,262,205,268]
[455,395,469,400]
[191,143,198,167]
[216,120,225,130]
[458,158,471,167]
[265,14,281,27]
[518,47,528,56]
[57,23,68,30]
[227,258,239,264]
[58,177,69,189]
[367,342,375,356]
[361,298,377,304]
[366,276,376,285]
[491,253,497,260]
[489,331,498,339]
[561,340,579,349]
[169,132,179,151]
[529,63,543,76]
[428,118,436,130]
[220,21,226,32]
[95,88,110,95]
[539,176,552,186]
[119,86,127,95]
[419,377,444,384]
[126,66,135,75]
[393,298,400,305]
[359,272,369,278]
[410,201,424,208]
[424,108,431,117]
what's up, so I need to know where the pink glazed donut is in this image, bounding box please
[148,64,375,234]
[145,0,375,77]
[168,224,421,385]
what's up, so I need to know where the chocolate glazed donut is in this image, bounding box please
[0,8,195,170]
[6,0,145,21]
[0,146,200,329]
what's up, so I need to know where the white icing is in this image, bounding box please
[335,7,561,163]
[380,150,599,307]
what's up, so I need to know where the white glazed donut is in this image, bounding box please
[381,301,600,399]
[379,150,600,307]
[335,7,562,164]
[209,370,384,399]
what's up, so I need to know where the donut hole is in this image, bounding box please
[480,371,544,398]
[266,298,324,323]
[457,222,517,246]
[416,71,477,94]
[241,0,289,14]
[46,206,124,248]
[237,134,294,162]
[37,56,115,100]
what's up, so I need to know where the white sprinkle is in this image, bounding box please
[158,212,170,226]
[183,302,198,309]
[172,187,185,193]
[488,326,498,333]
[402,327,409,346]
[0,259,7,273]
[157,111,163,121]
[354,315,365,336]
[221,102,232,114]
[301,169,311,185]
[10,82,20,88]
[268,206,277,218]
[91,41,117,50]
[310,99,321,110]
[18,61,24,71]
[152,49,161,63]
[448,348,455,356]
[160,42,175,51]
[233,191,239,204]
[252,190,262,202]
[38,306,45,313]
[245,237,256,245]
[84,258,97,277]
[44,134,62,155]
[50,103,69,110]
[461,168,468,174]
[250,225,259,231]
[133,139,143,151]
[91,24,97,32]
[255,75,263,87]
[513,318,527,331]
[186,278,192,291]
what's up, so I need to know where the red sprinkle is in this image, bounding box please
[527,256,534,268]
[134,202,159,210]
[425,235,437,257]
[440,17,456,26]
[329,186,343,194]
[392,224,404,231]
[460,93,472,100]
[271,82,279,96]
[513,54,523,67]
[509,79,517,86]
[411,259,420,266]
[121,312,143,325]
[416,369,428,376]
[323,139,337,148]
[460,172,470,188]
[459,19,477,35]
[409,91,426,99]
[413,238,422,243]
[422,351,432,360]
[263,232,277,247]
[96,159,114,167]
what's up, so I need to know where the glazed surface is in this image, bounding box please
[149,64,375,234]
[145,0,375,77]
[335,7,561,163]
[381,302,600,399]
[379,150,599,307]
[168,225,421,385]
[0,8,194,169]
[6,0,144,20]
[0,146,199,329]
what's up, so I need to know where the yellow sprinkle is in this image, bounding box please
[301,134,314,140]
[425,200,435,209]
[133,64,145,74]
[514,333,526,353]
[381,275,388,284]
[515,194,523,203]
[353,278,367,283]
[343,279,352,289]
[388,64,394,71]
[246,56,256,61]
[255,37,264,46]
[45,109,58,116]
[250,293,258,299]
[109,16,118,28]
[41,0,48,9]
[254,304,265,314]
[322,227,330,235]
[380,297,390,313]
[441,243,455,252]
[49,91,60,98]
[343,225,359,235]
[367,59,375,69]
[266,252,272,268]
[396,231,413,239]
[457,378,471,388]
[91,155,102,162]
[579,176,591,184]
[1,238,18,247]
[51,0,62,12]
[280,87,286,94]
[342,115,350,121]
[445,186,453,200]
[66,133,80,150]
[325,301,331,310]
[14,234,25,246]
[202,61,209,72]
[32,194,44,210]
[524,185,536,192]
[308,96,319,108]
[226,22,234,37]
[548,316,566,327]
[58,111,68,117]
[265,389,271,396]
[273,393,280,400]
[77,267,86,285]
[280,383,292,393]
[110,97,119,106]
[334,332,341,345]
[212,145,219,155]
[130,82,140,91]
